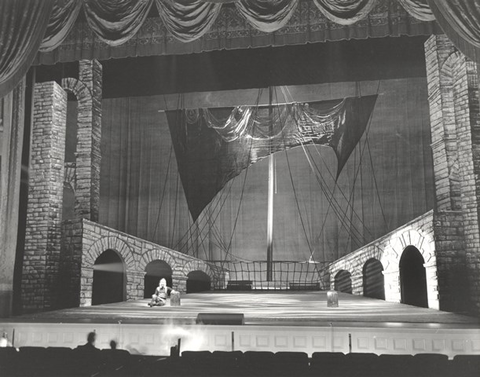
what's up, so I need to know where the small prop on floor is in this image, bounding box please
[170,290,181,306]
[327,290,339,307]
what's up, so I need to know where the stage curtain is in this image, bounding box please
[312,0,377,25]
[234,0,299,32]
[35,0,440,65]
[0,78,25,316]
[83,0,154,46]
[40,0,83,53]
[0,0,52,98]
[99,97,193,248]
[155,0,222,43]
[427,0,480,64]
[397,0,435,21]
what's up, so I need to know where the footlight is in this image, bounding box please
[327,290,339,307]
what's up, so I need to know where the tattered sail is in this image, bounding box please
[166,95,377,221]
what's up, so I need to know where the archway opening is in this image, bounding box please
[400,246,428,308]
[92,249,126,305]
[186,270,211,293]
[363,258,385,300]
[334,270,352,293]
[144,260,173,298]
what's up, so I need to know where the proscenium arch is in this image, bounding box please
[144,260,173,298]
[334,270,352,293]
[362,258,385,300]
[92,249,126,305]
[400,246,428,308]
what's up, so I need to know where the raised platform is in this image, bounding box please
[1,292,479,357]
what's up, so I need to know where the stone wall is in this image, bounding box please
[425,35,480,315]
[22,82,67,312]
[433,211,468,312]
[78,219,227,306]
[328,211,439,309]
[61,59,102,221]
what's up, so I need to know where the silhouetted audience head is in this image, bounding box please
[87,331,96,345]
[110,340,117,349]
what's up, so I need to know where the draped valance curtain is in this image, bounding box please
[1,0,480,98]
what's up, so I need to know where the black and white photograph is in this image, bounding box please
[0,0,479,376]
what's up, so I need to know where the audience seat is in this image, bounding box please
[344,352,379,376]
[412,353,450,377]
[241,351,276,376]
[452,354,480,377]
[272,351,309,376]
[375,354,415,376]
[310,352,346,376]
[210,351,244,376]
[0,347,19,376]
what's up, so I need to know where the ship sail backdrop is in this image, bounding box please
[97,78,434,263]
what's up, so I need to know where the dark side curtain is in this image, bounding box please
[0,0,53,98]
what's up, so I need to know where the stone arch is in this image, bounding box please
[143,260,174,298]
[383,228,438,309]
[80,237,134,306]
[139,248,178,273]
[62,77,92,104]
[334,270,352,294]
[186,271,212,293]
[61,75,100,222]
[92,248,127,305]
[183,260,212,278]
[399,246,428,307]
[362,258,385,300]
[85,236,135,270]
[182,260,214,292]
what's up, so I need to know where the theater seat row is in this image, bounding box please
[0,347,479,377]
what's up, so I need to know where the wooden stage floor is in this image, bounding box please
[10,291,480,327]
[2,292,479,356]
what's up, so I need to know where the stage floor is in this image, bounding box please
[2,292,480,356]
[8,291,480,328]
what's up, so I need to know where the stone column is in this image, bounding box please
[0,79,25,317]
[59,60,102,309]
[22,82,67,312]
[425,35,480,315]
[425,35,461,212]
[76,60,102,222]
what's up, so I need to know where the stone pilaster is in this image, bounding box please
[452,55,480,315]
[58,218,83,308]
[433,211,468,312]
[425,35,480,315]
[77,60,102,222]
[22,82,67,312]
[425,35,461,212]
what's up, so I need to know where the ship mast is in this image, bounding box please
[266,86,274,281]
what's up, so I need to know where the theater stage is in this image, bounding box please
[1,292,479,357]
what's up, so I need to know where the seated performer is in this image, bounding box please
[148,278,172,307]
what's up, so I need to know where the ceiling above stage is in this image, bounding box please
[35,35,428,99]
